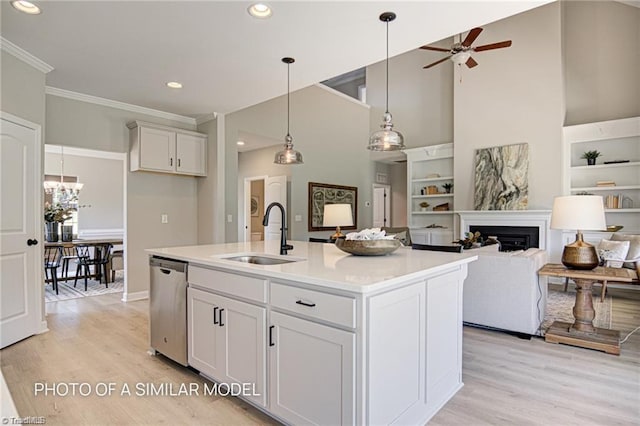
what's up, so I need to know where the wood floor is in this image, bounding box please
[2,286,639,425]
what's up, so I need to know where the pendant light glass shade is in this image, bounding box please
[368,12,405,152]
[274,57,303,165]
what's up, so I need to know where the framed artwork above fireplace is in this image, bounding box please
[474,143,529,210]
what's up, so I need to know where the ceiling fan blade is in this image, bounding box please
[465,57,478,68]
[474,40,512,52]
[423,56,451,69]
[461,27,483,47]
[420,45,451,52]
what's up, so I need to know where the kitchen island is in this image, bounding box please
[147,240,477,425]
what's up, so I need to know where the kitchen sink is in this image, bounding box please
[223,255,298,265]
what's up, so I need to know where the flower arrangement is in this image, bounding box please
[581,150,601,160]
[44,202,75,223]
[442,183,453,193]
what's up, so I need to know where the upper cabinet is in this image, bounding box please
[128,121,207,176]
[563,116,640,233]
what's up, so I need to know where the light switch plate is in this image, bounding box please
[161,214,168,224]
[227,214,233,223]
[295,215,302,222]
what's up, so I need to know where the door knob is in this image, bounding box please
[27,238,39,246]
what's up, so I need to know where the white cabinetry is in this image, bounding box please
[563,117,640,233]
[405,143,455,243]
[269,311,354,425]
[128,121,207,176]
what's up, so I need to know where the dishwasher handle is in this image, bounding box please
[160,268,172,275]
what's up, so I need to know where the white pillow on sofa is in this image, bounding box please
[610,234,640,268]
[597,239,630,268]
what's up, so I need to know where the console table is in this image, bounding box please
[538,264,637,355]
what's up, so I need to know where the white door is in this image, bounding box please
[372,185,390,228]
[264,175,287,241]
[269,312,355,425]
[0,114,43,349]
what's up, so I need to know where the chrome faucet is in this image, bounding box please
[262,202,293,255]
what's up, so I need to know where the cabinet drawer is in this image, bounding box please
[189,265,267,303]
[270,282,355,328]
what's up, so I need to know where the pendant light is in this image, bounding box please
[368,12,405,151]
[274,57,304,165]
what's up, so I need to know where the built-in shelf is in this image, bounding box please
[405,143,455,234]
[571,185,640,192]
[411,194,454,199]
[411,176,454,183]
[563,116,639,236]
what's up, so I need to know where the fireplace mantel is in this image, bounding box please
[457,210,552,250]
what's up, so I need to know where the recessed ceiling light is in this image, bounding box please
[237,141,245,146]
[166,81,183,89]
[248,3,272,19]
[11,1,41,15]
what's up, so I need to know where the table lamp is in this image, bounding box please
[323,204,353,240]
[550,195,606,270]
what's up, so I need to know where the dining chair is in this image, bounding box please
[109,249,124,282]
[60,246,78,282]
[74,243,113,291]
[411,243,463,253]
[44,245,63,295]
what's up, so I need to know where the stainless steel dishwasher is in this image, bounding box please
[149,256,188,366]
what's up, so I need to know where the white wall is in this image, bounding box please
[454,2,564,211]
[45,94,199,298]
[563,0,640,125]
[196,117,218,244]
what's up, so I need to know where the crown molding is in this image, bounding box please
[0,37,53,74]
[196,113,217,125]
[45,86,197,125]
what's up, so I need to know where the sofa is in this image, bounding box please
[463,245,548,336]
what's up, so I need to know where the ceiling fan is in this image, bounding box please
[421,27,512,69]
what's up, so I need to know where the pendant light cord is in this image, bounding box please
[385,18,389,114]
[287,62,291,138]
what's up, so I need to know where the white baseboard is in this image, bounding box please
[37,320,49,335]
[122,290,149,302]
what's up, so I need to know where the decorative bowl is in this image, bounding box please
[335,238,401,256]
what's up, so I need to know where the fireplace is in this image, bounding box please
[458,210,552,251]
[470,225,539,251]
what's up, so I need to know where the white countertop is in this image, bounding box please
[146,240,477,294]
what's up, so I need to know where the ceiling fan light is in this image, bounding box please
[450,51,471,65]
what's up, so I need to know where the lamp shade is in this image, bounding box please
[550,195,606,231]
[323,204,354,227]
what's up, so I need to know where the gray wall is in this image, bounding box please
[45,94,199,297]
[196,117,218,244]
[225,84,371,243]
[1,51,46,126]
[454,1,564,211]
[563,0,640,125]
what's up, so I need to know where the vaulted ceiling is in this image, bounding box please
[1,1,552,118]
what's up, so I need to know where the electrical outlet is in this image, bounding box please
[295,215,302,222]
[227,214,233,223]
[161,214,168,224]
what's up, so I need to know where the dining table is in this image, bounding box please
[44,238,123,284]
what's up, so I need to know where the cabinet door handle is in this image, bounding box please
[170,158,173,167]
[295,300,316,308]
[268,325,275,347]
[218,308,224,327]
[213,306,218,325]
[178,158,181,167]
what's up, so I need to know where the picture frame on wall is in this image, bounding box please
[251,195,260,217]
[308,182,358,231]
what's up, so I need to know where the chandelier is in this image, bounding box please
[43,146,83,207]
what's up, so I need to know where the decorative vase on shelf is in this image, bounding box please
[587,158,596,166]
[45,222,59,242]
